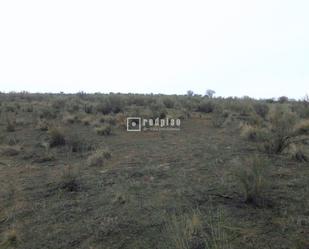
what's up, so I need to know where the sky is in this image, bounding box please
[0,0,308,99]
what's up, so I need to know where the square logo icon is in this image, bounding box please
[127,117,141,131]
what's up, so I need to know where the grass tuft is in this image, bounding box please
[87,148,112,167]
[234,156,270,206]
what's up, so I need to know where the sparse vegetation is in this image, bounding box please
[0,92,309,249]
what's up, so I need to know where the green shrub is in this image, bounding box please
[96,96,124,114]
[150,101,167,118]
[23,104,34,112]
[83,104,94,114]
[39,107,58,119]
[66,100,81,113]
[5,105,16,112]
[264,107,298,153]
[51,99,66,110]
[197,100,215,113]
[278,96,289,103]
[212,109,228,128]
[96,100,113,115]
[253,102,269,119]
[162,97,175,108]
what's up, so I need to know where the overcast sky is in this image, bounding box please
[0,0,308,98]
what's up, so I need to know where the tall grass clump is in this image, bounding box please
[162,209,231,249]
[234,156,270,206]
[163,212,203,249]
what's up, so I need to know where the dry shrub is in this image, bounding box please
[36,118,49,131]
[87,148,112,167]
[284,143,308,162]
[48,127,66,147]
[62,114,79,124]
[66,135,93,153]
[95,125,112,136]
[0,145,21,156]
[240,124,268,142]
[60,165,81,192]
[294,119,309,136]
[81,116,94,126]
[163,210,204,249]
[0,229,18,248]
[115,113,127,129]
[5,114,16,132]
[96,100,114,115]
[99,115,116,125]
